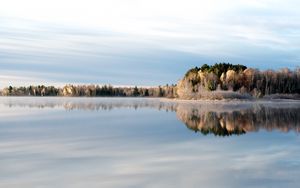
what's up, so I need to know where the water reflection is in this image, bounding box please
[1,97,300,188]
[177,106,300,136]
[1,97,300,136]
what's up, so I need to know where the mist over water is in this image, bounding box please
[0,97,300,187]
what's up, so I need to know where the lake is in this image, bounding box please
[0,97,300,188]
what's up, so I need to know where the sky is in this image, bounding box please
[0,0,300,87]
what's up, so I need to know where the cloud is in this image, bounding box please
[0,0,299,86]
[0,71,67,87]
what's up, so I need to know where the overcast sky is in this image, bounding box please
[0,0,300,86]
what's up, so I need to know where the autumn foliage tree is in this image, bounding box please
[177,63,300,99]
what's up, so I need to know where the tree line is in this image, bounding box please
[0,84,177,98]
[177,63,300,99]
[1,63,299,99]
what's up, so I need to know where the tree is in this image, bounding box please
[133,86,140,96]
[8,86,13,95]
[144,89,149,96]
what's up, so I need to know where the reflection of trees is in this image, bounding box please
[176,106,300,136]
[178,110,246,136]
[2,98,300,136]
[2,98,178,112]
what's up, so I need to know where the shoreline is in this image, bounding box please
[0,96,299,103]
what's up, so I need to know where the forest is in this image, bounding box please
[0,84,176,98]
[177,63,300,99]
[1,63,299,99]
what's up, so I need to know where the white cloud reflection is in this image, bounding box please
[0,98,300,187]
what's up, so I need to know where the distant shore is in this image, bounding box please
[1,63,299,99]
[1,85,299,100]
[0,95,300,102]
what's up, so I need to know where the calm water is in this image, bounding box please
[0,97,300,188]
